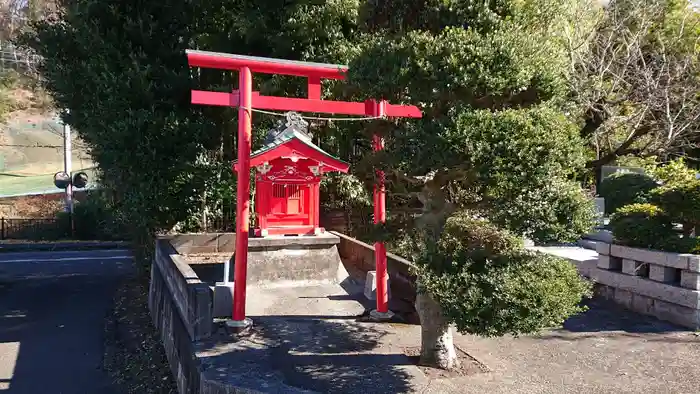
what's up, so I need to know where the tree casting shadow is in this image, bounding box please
[540,299,688,340]
[263,315,415,394]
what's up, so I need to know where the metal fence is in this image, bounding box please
[204,217,236,233]
[0,217,71,240]
[0,41,40,75]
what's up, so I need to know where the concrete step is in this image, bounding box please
[577,239,598,250]
[529,245,599,278]
[582,230,613,243]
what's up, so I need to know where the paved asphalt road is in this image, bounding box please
[0,248,133,394]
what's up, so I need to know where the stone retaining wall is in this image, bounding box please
[331,231,419,322]
[152,238,213,340]
[150,233,365,394]
[592,242,700,328]
[149,237,213,394]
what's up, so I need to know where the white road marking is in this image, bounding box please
[0,256,133,263]
[0,341,19,389]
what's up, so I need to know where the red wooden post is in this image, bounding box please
[371,99,390,315]
[373,133,389,314]
[232,66,253,324]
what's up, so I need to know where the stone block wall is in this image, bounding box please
[592,242,700,328]
[332,231,419,323]
[149,237,214,394]
[152,238,213,340]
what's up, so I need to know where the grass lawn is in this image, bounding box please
[0,167,97,197]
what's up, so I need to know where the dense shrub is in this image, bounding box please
[598,172,659,215]
[608,203,675,250]
[645,158,698,185]
[650,180,700,234]
[415,213,592,337]
[56,192,128,241]
[655,236,700,255]
[436,213,524,263]
[3,218,70,240]
[488,178,597,244]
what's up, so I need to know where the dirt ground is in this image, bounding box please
[103,274,178,394]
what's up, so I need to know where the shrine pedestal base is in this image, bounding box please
[236,233,347,286]
[213,282,235,317]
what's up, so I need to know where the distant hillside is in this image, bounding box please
[0,110,93,174]
[0,71,94,196]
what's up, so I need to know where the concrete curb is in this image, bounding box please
[0,241,129,253]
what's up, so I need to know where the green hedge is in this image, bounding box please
[650,180,700,235]
[609,203,699,254]
[609,204,674,249]
[598,172,659,215]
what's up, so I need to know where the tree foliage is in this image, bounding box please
[650,179,700,234]
[345,0,595,340]
[416,214,591,337]
[20,0,361,261]
[346,0,595,244]
[569,0,700,171]
[598,172,659,214]
[21,1,220,261]
[645,157,699,185]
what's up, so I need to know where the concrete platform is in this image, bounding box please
[192,282,700,394]
[195,283,429,393]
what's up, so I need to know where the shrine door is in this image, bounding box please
[270,183,311,226]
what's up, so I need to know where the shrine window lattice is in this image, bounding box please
[272,184,300,198]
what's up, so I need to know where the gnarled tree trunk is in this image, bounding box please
[415,291,460,370]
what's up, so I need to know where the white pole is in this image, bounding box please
[63,112,73,215]
[223,257,231,284]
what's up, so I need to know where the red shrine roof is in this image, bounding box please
[234,113,349,174]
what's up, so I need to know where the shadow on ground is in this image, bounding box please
[259,316,414,393]
[562,299,686,333]
[533,298,694,344]
[196,279,418,394]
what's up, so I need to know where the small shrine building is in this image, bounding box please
[235,112,349,237]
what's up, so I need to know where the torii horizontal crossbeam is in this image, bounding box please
[187,49,422,118]
[190,90,422,118]
[187,49,349,79]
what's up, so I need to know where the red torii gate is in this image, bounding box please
[186,50,422,328]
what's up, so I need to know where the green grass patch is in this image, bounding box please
[0,167,97,197]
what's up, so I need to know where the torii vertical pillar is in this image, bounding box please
[373,135,390,315]
[230,67,253,329]
[370,100,393,320]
